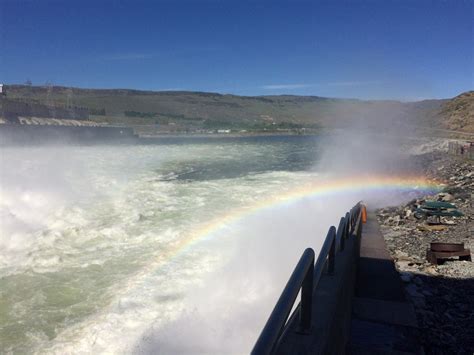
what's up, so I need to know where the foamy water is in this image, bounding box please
[0,138,324,353]
[0,137,434,353]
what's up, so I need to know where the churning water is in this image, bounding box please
[0,135,429,354]
[0,136,336,353]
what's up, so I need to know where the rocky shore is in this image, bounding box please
[377,152,473,354]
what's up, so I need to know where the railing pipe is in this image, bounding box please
[336,217,346,252]
[251,248,315,355]
[252,203,364,354]
[328,233,336,274]
[349,209,354,232]
[344,212,350,237]
[349,203,361,233]
[313,226,336,286]
[299,256,314,332]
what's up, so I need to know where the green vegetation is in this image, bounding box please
[124,111,157,118]
[89,108,106,116]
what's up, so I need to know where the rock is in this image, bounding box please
[394,250,410,259]
[400,272,413,282]
[397,260,422,272]
[422,265,438,275]
[406,283,423,297]
[438,193,455,202]
[376,150,474,353]
[413,276,424,286]
[417,224,448,232]
[412,296,427,308]
[393,215,403,225]
[441,193,454,202]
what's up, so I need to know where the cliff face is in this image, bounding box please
[440,91,474,133]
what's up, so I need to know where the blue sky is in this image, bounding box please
[1,0,472,100]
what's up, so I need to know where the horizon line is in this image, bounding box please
[2,82,468,103]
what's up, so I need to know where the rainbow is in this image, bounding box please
[154,174,442,266]
[47,177,443,350]
[75,174,443,334]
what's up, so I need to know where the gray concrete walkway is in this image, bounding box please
[347,213,423,354]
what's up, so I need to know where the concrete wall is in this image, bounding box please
[0,98,89,122]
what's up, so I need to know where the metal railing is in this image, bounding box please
[251,202,363,355]
[251,248,315,355]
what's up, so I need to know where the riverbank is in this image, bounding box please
[376,152,474,354]
[0,124,139,145]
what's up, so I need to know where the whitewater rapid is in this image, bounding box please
[0,136,432,354]
[0,138,333,353]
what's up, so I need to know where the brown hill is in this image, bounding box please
[440,91,474,133]
[2,85,472,136]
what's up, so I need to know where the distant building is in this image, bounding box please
[0,84,5,96]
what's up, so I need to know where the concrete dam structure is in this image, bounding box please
[0,97,138,145]
[0,97,89,122]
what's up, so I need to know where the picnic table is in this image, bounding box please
[414,201,463,223]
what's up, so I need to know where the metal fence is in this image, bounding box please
[251,202,363,355]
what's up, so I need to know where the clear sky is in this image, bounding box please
[1,0,472,100]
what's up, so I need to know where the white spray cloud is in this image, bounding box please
[0,112,432,354]
[131,99,432,354]
[134,195,356,354]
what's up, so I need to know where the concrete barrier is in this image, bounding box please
[0,97,89,121]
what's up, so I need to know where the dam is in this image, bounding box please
[0,95,138,145]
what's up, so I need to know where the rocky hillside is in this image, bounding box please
[440,91,474,133]
[377,152,474,353]
[3,85,472,134]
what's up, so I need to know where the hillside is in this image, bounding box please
[439,91,474,133]
[3,85,471,135]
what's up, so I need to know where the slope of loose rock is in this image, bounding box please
[377,152,473,354]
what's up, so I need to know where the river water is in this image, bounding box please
[0,135,424,353]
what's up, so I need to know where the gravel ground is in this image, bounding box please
[376,152,474,354]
